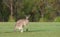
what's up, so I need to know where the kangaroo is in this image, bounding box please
[14,15,30,32]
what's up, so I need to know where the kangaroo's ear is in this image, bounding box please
[24,15,27,16]
[24,15,30,17]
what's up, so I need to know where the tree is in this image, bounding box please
[3,0,14,22]
[0,0,3,21]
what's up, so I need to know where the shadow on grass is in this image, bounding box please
[0,30,50,33]
[24,29,50,32]
[0,31,14,33]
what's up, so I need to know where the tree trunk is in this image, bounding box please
[9,0,14,22]
[10,0,13,20]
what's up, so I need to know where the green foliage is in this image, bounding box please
[0,3,10,21]
[8,15,15,22]
[0,0,60,22]
[54,16,60,22]
[3,6,10,21]
[39,18,48,22]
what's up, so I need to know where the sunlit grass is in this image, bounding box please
[0,22,60,37]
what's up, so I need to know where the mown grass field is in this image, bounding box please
[0,22,60,37]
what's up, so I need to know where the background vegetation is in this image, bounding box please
[0,0,60,22]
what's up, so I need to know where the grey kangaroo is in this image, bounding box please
[14,15,30,32]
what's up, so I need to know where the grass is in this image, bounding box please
[0,22,60,37]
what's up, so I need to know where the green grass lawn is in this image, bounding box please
[0,22,60,37]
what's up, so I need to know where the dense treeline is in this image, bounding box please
[0,0,60,22]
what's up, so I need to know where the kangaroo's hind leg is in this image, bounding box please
[19,26,24,32]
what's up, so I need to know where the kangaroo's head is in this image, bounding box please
[25,15,30,20]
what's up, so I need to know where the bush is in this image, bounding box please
[8,15,15,22]
[54,16,60,22]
